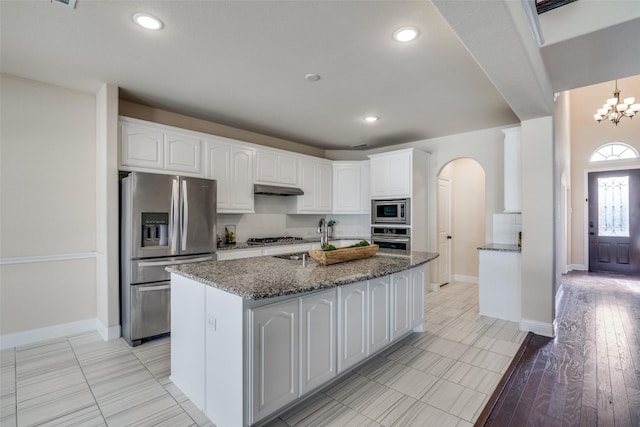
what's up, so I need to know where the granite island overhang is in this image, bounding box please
[167,249,439,299]
[167,250,439,427]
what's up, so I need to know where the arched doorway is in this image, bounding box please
[436,158,486,286]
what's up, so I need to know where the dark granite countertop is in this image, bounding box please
[477,243,521,252]
[167,250,439,300]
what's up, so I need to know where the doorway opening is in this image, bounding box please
[436,158,486,287]
[587,168,640,274]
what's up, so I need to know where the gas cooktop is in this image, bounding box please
[246,236,304,245]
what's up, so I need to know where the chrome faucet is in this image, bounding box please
[317,218,329,247]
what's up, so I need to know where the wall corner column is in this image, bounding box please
[520,116,556,337]
[96,83,120,340]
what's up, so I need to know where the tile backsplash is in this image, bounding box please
[492,213,521,245]
[216,195,370,243]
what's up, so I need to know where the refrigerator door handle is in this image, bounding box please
[138,284,171,292]
[170,178,180,253]
[136,256,214,268]
[181,179,188,251]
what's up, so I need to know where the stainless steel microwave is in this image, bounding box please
[371,198,410,224]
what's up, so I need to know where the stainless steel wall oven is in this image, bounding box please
[371,226,411,252]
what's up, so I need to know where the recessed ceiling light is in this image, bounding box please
[305,73,321,82]
[132,13,164,30]
[364,116,379,123]
[392,26,419,42]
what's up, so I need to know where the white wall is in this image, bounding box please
[0,74,98,342]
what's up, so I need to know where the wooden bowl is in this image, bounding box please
[308,244,379,265]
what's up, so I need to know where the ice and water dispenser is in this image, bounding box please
[141,212,169,247]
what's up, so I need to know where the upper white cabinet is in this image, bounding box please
[120,118,201,175]
[255,149,298,186]
[120,121,165,170]
[165,132,201,174]
[502,126,521,213]
[369,150,413,198]
[332,161,370,214]
[204,138,254,213]
[296,158,332,213]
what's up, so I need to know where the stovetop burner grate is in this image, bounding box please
[246,236,304,245]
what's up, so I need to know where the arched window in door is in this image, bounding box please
[590,142,639,162]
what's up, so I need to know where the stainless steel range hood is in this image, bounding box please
[253,184,304,196]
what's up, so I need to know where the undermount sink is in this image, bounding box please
[273,252,309,260]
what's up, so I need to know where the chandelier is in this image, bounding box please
[594,80,640,125]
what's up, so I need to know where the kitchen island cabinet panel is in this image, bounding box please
[368,276,391,354]
[204,285,245,427]
[391,270,412,340]
[169,251,438,426]
[411,264,426,329]
[300,290,336,394]
[250,300,299,422]
[170,274,206,410]
[337,281,368,373]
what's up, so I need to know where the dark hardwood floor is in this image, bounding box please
[476,271,640,426]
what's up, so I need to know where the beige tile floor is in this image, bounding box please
[0,282,526,427]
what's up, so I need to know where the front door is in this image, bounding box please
[588,169,640,274]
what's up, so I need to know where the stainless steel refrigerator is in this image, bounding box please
[120,172,217,346]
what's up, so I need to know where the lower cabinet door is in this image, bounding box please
[411,266,426,328]
[338,281,368,373]
[391,271,412,340]
[251,300,299,423]
[301,290,336,395]
[368,277,390,354]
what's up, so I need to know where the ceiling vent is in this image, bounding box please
[51,0,77,9]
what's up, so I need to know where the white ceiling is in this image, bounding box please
[2,0,639,151]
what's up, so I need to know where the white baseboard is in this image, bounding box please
[96,319,121,341]
[520,318,555,338]
[0,318,110,349]
[453,274,479,284]
[429,282,440,292]
[567,264,587,272]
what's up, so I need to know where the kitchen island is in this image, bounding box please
[167,250,438,427]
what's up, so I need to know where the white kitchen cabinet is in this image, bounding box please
[300,290,336,395]
[120,121,165,170]
[390,270,412,340]
[204,138,254,213]
[296,158,332,213]
[120,118,201,175]
[255,149,298,186]
[410,265,426,329]
[478,249,521,322]
[337,280,368,373]
[368,276,390,354]
[332,161,370,214]
[250,299,299,423]
[165,132,201,174]
[369,149,412,198]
